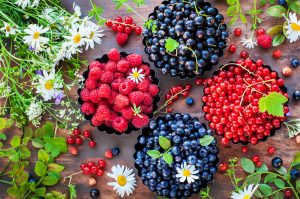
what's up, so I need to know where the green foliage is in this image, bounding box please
[284,119,300,138]
[258,92,288,117]
[241,158,255,173]
[144,19,157,33]
[199,135,215,146]
[146,136,173,165]
[226,0,248,26]
[165,38,179,53]
[88,2,106,25]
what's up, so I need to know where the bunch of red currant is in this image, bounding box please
[80,159,106,176]
[66,129,96,149]
[164,84,192,113]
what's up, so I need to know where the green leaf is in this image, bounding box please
[69,184,77,199]
[7,149,19,162]
[0,133,7,140]
[227,5,237,16]
[132,0,145,6]
[254,189,263,198]
[35,128,43,138]
[22,137,30,145]
[199,135,215,146]
[256,163,268,172]
[267,5,286,17]
[241,158,255,173]
[44,137,67,158]
[32,138,45,148]
[165,38,179,53]
[15,171,29,185]
[259,184,272,196]
[291,1,300,14]
[239,14,248,23]
[19,146,31,159]
[38,149,50,162]
[42,176,59,186]
[35,187,46,197]
[35,161,46,177]
[42,122,54,138]
[273,34,285,46]
[275,166,288,175]
[5,119,14,128]
[244,173,261,185]
[258,92,288,117]
[163,153,173,165]
[159,136,171,150]
[229,15,238,26]
[267,25,283,36]
[0,118,6,130]
[274,192,284,199]
[24,128,33,138]
[48,163,64,172]
[283,173,291,181]
[7,186,18,197]
[296,179,300,189]
[294,151,300,163]
[147,150,161,158]
[274,178,285,188]
[227,0,236,5]
[269,0,276,4]
[264,173,277,183]
[260,0,267,6]
[10,135,20,147]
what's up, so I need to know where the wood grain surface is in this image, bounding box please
[1,0,300,198]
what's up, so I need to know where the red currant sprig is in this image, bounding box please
[66,129,97,155]
[105,16,142,35]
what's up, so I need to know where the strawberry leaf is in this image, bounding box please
[258,92,288,117]
[165,38,179,53]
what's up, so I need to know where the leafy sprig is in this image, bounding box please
[147,136,173,165]
[88,0,106,25]
[258,92,288,117]
[226,0,248,26]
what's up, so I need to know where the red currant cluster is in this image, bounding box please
[106,16,142,35]
[66,129,96,150]
[164,84,192,113]
[195,77,207,86]
[80,159,106,176]
[202,57,289,145]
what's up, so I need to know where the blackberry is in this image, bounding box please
[143,0,228,78]
[134,113,219,198]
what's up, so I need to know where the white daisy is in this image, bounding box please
[84,21,105,50]
[107,165,137,197]
[31,0,40,7]
[241,33,257,49]
[127,68,145,84]
[73,3,81,17]
[285,12,300,43]
[23,24,49,51]
[65,25,87,47]
[1,22,17,37]
[35,69,63,101]
[176,162,199,184]
[15,0,30,9]
[231,184,259,199]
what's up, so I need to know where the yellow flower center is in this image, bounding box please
[5,26,10,32]
[132,71,140,78]
[73,33,81,44]
[89,31,95,39]
[117,175,127,186]
[242,194,250,199]
[45,80,54,90]
[33,32,40,39]
[183,169,191,177]
[291,23,300,31]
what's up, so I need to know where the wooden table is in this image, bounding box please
[1,0,300,198]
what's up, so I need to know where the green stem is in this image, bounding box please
[121,2,147,22]
[0,179,12,185]
[184,46,199,74]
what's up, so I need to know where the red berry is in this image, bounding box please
[134,26,142,35]
[252,155,260,163]
[75,137,83,145]
[91,166,98,174]
[256,161,262,167]
[89,141,96,148]
[282,67,292,76]
[267,146,275,155]
[234,28,242,36]
[195,78,204,85]
[221,137,229,145]
[73,129,81,136]
[124,26,132,34]
[115,16,122,22]
[83,130,91,138]
[219,162,229,172]
[166,108,172,113]
[83,166,91,175]
[87,161,95,167]
[80,163,87,170]
[240,51,249,59]
[256,28,265,36]
[285,190,292,197]
[98,159,106,168]
[257,34,272,49]
[97,169,104,176]
[124,16,133,24]
[69,146,78,155]
[105,20,113,27]
[272,50,282,59]
[105,150,113,159]
[66,137,75,145]
[117,25,124,33]
[116,33,128,46]
[112,23,118,31]
[241,146,248,153]
[228,44,236,53]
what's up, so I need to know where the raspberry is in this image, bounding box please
[107,91,118,104]
[137,79,150,92]
[98,100,109,107]
[132,114,149,128]
[100,71,114,83]
[81,102,96,115]
[113,72,124,79]
[115,94,129,108]
[129,91,145,105]
[104,120,112,127]
[148,84,160,97]
[90,61,105,70]
[143,93,153,106]
[124,79,137,90]
[98,84,111,98]
[105,61,117,72]
[141,105,153,114]
[112,116,128,132]
[85,78,98,91]
[95,105,111,121]
[80,88,90,102]
[139,64,151,75]
[111,78,124,91]
[121,107,134,120]
[117,60,130,73]
[91,116,104,126]
[89,89,100,103]
[113,104,122,113]
[257,34,272,49]
[89,67,102,80]
[108,48,120,62]
[109,112,118,122]
[116,33,128,46]
[126,54,143,67]
[119,81,133,95]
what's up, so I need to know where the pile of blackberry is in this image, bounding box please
[143,0,228,78]
[134,113,219,198]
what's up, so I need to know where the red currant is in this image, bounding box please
[87,161,95,167]
[80,163,87,170]
[75,137,83,145]
[219,162,229,172]
[97,169,104,176]
[124,16,133,24]
[228,44,236,53]
[166,108,172,113]
[241,146,248,153]
[111,23,118,32]
[195,78,204,85]
[91,166,98,174]
[221,137,229,145]
[233,28,242,36]
[73,129,81,136]
[66,137,75,145]
[124,26,132,34]
[115,16,122,22]
[256,161,262,167]
[83,130,91,138]
[98,159,106,168]
[285,189,292,197]
[256,28,265,36]
[89,141,96,148]
[252,155,260,163]
[267,146,275,155]
[117,25,124,33]
[240,51,249,59]
[105,20,113,27]
[134,26,142,35]
[69,146,78,155]
[83,166,91,175]
[272,50,282,59]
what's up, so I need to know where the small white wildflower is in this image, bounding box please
[15,0,30,9]
[26,101,43,123]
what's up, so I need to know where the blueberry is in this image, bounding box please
[278,0,287,7]
[185,97,194,105]
[291,58,299,68]
[28,175,36,183]
[90,189,100,198]
[272,157,283,169]
[187,155,197,165]
[290,169,300,179]
[112,147,120,156]
[293,90,300,100]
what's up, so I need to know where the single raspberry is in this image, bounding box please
[132,114,149,128]
[115,94,129,108]
[98,84,111,99]
[98,99,109,107]
[85,78,98,91]
[119,81,133,95]
[139,64,151,76]
[108,48,120,62]
[257,34,272,49]
[80,88,90,102]
[116,33,128,46]
[89,67,102,80]
[81,102,96,115]
[141,105,153,114]
[113,104,122,113]
[143,93,153,106]
[111,78,124,91]
[117,60,130,73]
[105,61,117,72]
[91,116,104,127]
[137,79,150,92]
[90,61,105,70]
[113,72,124,79]
[112,116,128,132]
[148,84,160,97]
[121,107,134,120]
[100,71,114,83]
[89,89,100,103]
[95,105,111,121]
[129,91,145,106]
[107,91,118,104]
[126,54,143,67]
[124,78,137,90]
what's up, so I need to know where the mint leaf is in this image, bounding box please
[35,187,46,197]
[274,192,284,199]
[272,34,285,46]
[241,158,255,173]
[165,38,179,53]
[199,135,215,146]
[267,5,286,17]
[163,153,173,165]
[69,184,77,199]
[35,161,46,177]
[42,175,59,186]
[32,138,45,148]
[147,150,161,158]
[275,166,287,175]
[294,151,300,163]
[259,184,272,196]
[258,92,288,117]
[274,178,285,189]
[244,173,261,186]
[38,149,50,162]
[159,136,171,150]
[44,137,67,158]
[48,163,64,172]
[264,173,277,183]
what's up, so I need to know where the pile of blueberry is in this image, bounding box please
[143,0,228,78]
[134,113,219,198]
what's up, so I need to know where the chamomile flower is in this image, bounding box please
[23,24,49,51]
[35,69,63,101]
[241,34,257,49]
[65,25,87,47]
[73,3,81,17]
[15,0,30,9]
[231,184,259,199]
[107,165,137,197]
[1,22,17,37]
[127,68,145,84]
[176,162,199,184]
[85,21,105,50]
[285,12,300,43]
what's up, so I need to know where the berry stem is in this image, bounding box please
[64,171,83,186]
[107,20,137,28]
[184,46,199,74]
[119,1,147,22]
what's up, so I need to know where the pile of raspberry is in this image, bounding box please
[80,49,160,133]
[202,58,289,145]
